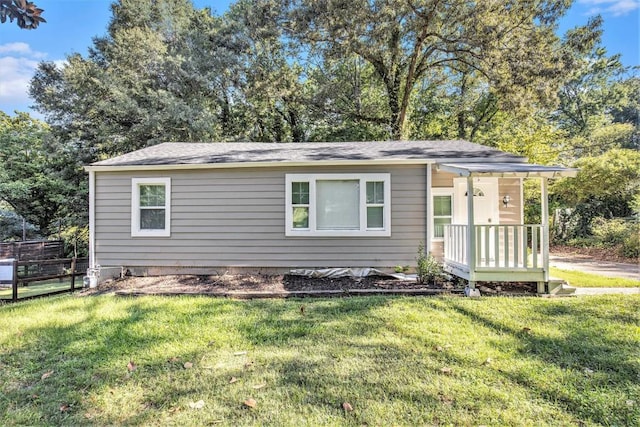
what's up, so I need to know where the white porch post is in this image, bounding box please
[466,176,476,288]
[426,164,432,252]
[541,177,550,285]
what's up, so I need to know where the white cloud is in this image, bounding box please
[0,56,39,102]
[0,43,50,107]
[579,0,640,16]
[0,42,47,59]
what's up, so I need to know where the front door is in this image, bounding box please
[453,177,499,225]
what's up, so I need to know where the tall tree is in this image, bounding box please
[0,112,65,235]
[30,0,222,159]
[284,0,572,139]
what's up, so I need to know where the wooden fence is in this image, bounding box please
[0,257,89,302]
[0,240,64,261]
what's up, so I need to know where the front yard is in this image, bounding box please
[1,294,638,426]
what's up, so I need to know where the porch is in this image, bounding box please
[443,224,547,284]
[435,162,577,293]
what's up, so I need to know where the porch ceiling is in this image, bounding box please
[437,162,578,178]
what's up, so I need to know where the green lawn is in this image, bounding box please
[0,278,79,300]
[550,268,640,288]
[1,294,638,426]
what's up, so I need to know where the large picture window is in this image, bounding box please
[131,177,171,237]
[285,174,391,237]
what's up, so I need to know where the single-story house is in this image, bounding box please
[84,140,576,291]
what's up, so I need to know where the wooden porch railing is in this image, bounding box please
[444,224,545,269]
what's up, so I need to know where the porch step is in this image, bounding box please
[548,278,576,296]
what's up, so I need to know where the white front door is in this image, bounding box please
[453,177,499,225]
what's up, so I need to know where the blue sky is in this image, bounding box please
[0,0,638,116]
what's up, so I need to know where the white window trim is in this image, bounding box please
[432,187,454,242]
[285,173,391,237]
[131,177,171,237]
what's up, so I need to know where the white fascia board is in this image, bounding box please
[84,159,437,172]
[84,157,529,173]
[437,164,578,178]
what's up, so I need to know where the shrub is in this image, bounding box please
[416,242,442,284]
[590,217,629,246]
[620,230,640,259]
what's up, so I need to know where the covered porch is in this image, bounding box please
[435,162,577,293]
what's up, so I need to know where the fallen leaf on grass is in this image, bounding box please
[41,370,54,380]
[342,402,353,412]
[243,398,257,408]
[252,383,266,389]
[439,367,453,375]
[189,400,205,409]
[521,327,532,334]
[183,362,193,369]
[229,376,238,384]
[60,404,71,412]
[234,351,248,356]
[127,361,137,372]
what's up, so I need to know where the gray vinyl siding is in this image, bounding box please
[94,165,429,269]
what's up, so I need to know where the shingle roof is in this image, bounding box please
[90,140,525,167]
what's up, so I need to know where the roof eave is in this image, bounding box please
[437,163,578,178]
[84,156,525,172]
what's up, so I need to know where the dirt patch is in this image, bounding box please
[79,273,537,297]
[551,245,638,264]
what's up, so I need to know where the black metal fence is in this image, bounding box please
[0,257,89,302]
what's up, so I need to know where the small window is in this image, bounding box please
[131,178,171,237]
[433,190,453,240]
[291,181,309,229]
[285,174,391,237]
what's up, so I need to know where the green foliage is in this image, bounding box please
[551,149,640,224]
[0,207,38,241]
[590,217,631,246]
[620,232,640,259]
[416,242,441,284]
[285,0,570,139]
[0,112,71,236]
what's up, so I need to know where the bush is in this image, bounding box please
[620,230,640,259]
[590,217,629,246]
[416,242,442,284]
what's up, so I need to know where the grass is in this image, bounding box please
[550,268,640,288]
[1,296,639,426]
[0,278,79,300]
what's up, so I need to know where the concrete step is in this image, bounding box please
[548,278,576,296]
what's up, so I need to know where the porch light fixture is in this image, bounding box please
[502,194,511,208]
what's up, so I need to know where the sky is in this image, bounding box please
[0,0,638,117]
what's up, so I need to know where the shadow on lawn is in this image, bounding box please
[446,299,639,425]
[3,296,638,425]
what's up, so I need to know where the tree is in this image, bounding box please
[284,0,573,139]
[0,0,44,29]
[551,148,640,236]
[30,0,223,159]
[0,112,66,235]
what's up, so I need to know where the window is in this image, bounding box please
[285,174,391,236]
[131,177,171,237]
[432,189,453,240]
